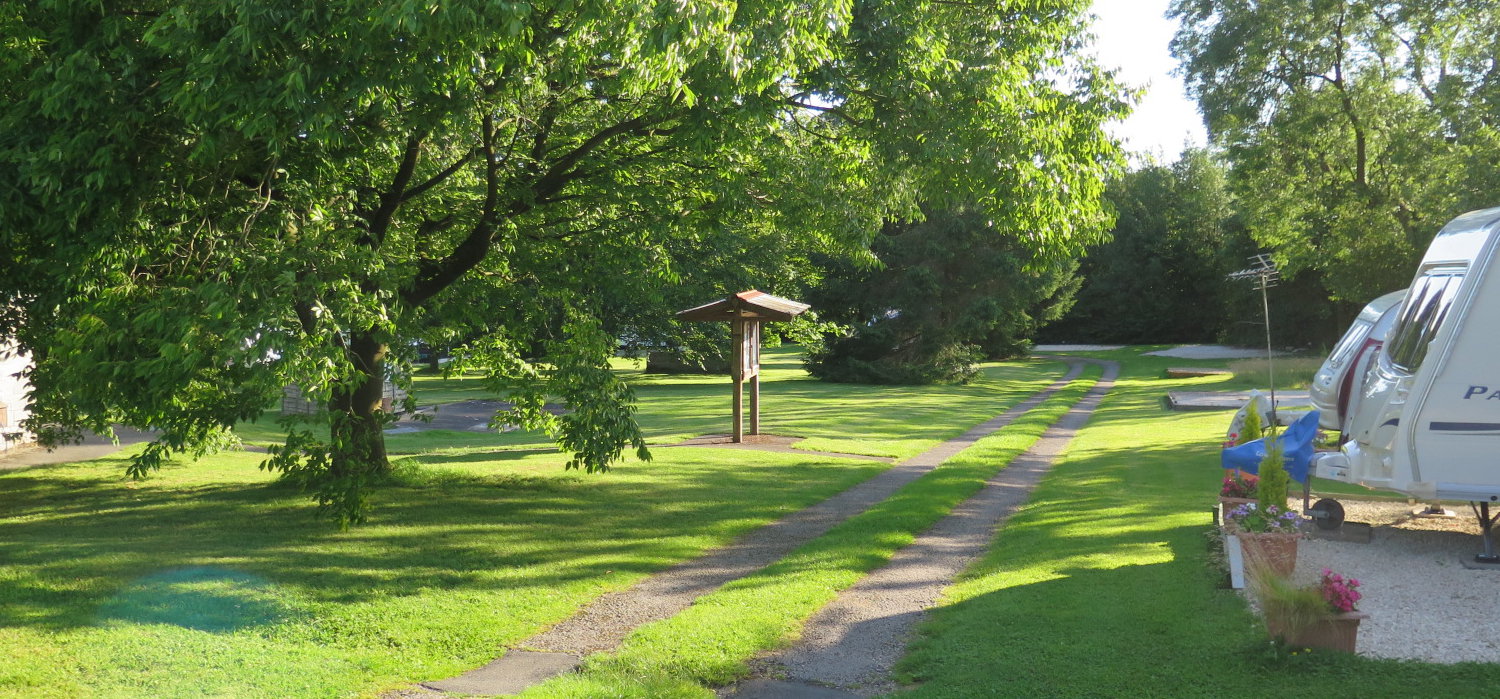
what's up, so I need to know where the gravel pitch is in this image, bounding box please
[1145,345,1287,359]
[1287,498,1500,663]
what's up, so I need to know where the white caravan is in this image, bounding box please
[1314,206,1500,562]
[1309,289,1405,437]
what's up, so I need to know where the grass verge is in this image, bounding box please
[522,369,1103,697]
[894,349,1500,696]
[233,348,1065,461]
[0,447,891,698]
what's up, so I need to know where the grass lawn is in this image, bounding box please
[10,347,1489,698]
[234,347,1064,461]
[525,369,1102,697]
[0,351,1066,698]
[0,448,892,698]
[895,348,1500,696]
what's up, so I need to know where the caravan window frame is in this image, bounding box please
[1325,320,1371,369]
[1385,265,1465,374]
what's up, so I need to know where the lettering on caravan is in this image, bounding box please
[1463,385,1500,400]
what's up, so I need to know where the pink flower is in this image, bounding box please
[1319,569,1363,613]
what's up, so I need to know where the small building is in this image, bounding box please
[282,381,408,416]
[0,340,34,454]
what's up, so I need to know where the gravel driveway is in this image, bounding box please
[1289,498,1500,663]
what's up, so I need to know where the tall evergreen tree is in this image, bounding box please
[807,206,1086,384]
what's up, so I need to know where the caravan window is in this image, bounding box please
[1325,321,1370,369]
[1386,267,1464,373]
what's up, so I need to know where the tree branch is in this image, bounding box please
[363,135,423,249]
[784,99,864,126]
[400,148,478,203]
[403,116,500,306]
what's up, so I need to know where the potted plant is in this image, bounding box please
[1219,471,1258,521]
[1254,568,1367,652]
[1237,404,1264,446]
[1225,502,1301,576]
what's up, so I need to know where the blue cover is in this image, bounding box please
[1220,409,1320,484]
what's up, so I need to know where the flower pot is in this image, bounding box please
[1219,497,1257,527]
[1267,611,1368,652]
[1235,531,1300,577]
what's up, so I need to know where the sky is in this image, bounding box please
[1088,0,1208,163]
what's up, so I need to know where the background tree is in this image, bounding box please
[1,0,1124,523]
[1170,0,1500,309]
[806,206,1086,384]
[1045,149,1242,344]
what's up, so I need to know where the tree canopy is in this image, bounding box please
[1171,0,1500,305]
[807,205,1085,384]
[1,0,1125,523]
[1045,150,1237,344]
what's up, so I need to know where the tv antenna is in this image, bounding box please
[1227,254,1281,433]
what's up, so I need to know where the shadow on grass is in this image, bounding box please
[0,452,886,633]
[889,358,1500,697]
[97,567,303,633]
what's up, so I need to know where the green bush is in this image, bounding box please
[804,206,1079,385]
[1239,406,1263,445]
[1257,441,1290,510]
[805,330,981,384]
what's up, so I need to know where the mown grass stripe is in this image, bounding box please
[892,350,1500,697]
[521,368,1105,698]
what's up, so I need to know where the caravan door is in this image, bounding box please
[1311,290,1405,432]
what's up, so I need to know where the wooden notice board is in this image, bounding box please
[676,290,807,442]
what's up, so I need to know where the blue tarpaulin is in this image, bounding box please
[1220,409,1320,484]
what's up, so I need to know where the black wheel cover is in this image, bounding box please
[1310,498,1345,530]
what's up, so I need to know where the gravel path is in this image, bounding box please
[731,359,1118,698]
[1288,498,1500,663]
[1145,345,1287,359]
[419,361,1087,695]
[0,426,155,471]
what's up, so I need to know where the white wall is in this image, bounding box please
[0,341,33,453]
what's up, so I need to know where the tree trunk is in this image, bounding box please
[329,330,391,479]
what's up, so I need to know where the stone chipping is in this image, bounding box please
[1289,498,1500,663]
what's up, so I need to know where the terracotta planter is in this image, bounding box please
[1234,531,1300,576]
[1219,497,1257,526]
[1267,611,1368,652]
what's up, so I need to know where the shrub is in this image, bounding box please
[1257,441,1290,511]
[804,330,981,384]
[1239,405,1263,445]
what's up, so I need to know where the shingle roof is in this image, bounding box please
[675,290,810,322]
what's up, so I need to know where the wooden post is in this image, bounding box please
[750,373,760,436]
[733,379,743,443]
[731,319,745,443]
[748,321,760,435]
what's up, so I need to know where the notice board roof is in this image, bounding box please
[675,290,810,323]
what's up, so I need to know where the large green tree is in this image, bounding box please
[806,205,1089,384]
[1045,147,1350,349]
[1046,149,1248,344]
[1,1,1124,523]
[1170,0,1500,305]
